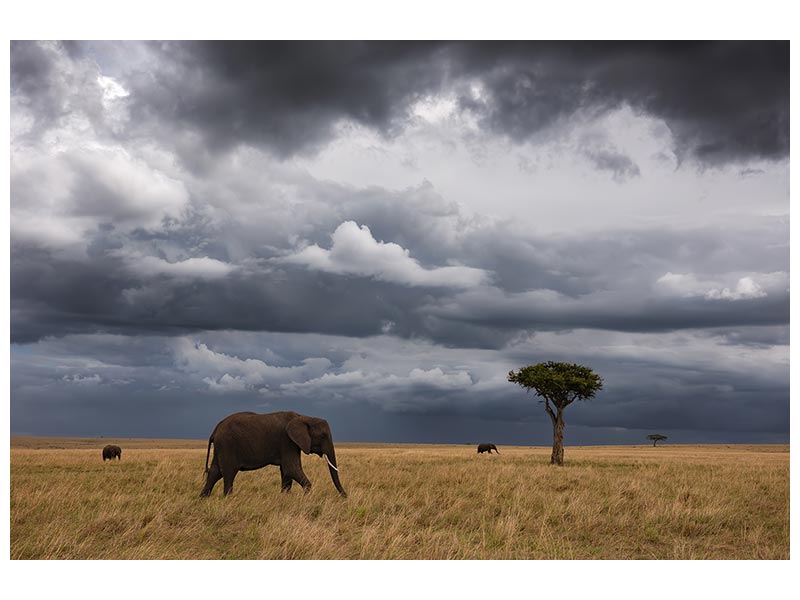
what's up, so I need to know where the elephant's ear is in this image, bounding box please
[286,418,312,454]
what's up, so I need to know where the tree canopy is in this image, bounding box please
[507,361,603,410]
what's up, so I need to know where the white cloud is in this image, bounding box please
[11,144,190,254]
[96,75,130,133]
[411,94,458,123]
[281,366,474,394]
[705,277,766,301]
[281,370,380,391]
[62,373,102,385]
[173,338,332,391]
[655,272,778,301]
[654,272,709,297]
[408,367,474,388]
[97,75,129,103]
[121,253,236,280]
[202,373,248,393]
[281,221,489,288]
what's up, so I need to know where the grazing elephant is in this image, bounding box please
[477,443,499,454]
[200,411,347,498]
[102,444,122,461]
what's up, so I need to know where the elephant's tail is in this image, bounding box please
[204,435,213,474]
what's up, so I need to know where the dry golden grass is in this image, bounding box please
[10,438,789,559]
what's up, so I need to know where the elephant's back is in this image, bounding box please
[213,411,293,442]
[212,411,297,433]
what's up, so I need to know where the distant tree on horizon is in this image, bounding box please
[647,434,668,447]
[508,361,603,466]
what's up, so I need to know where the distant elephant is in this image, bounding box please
[477,443,499,454]
[200,411,347,498]
[102,444,122,461]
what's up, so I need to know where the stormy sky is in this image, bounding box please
[10,41,789,444]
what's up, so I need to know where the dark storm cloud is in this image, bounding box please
[121,41,448,159]
[47,40,789,166]
[10,239,473,345]
[451,41,789,165]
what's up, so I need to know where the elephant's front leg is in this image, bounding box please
[280,466,293,493]
[283,453,312,494]
[290,468,312,494]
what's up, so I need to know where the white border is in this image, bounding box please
[3,2,796,597]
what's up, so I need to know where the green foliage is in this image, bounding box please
[508,361,603,410]
[647,434,668,441]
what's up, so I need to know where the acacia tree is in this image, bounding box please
[508,361,603,466]
[647,434,668,447]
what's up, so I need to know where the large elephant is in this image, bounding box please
[477,443,499,454]
[199,411,347,498]
[102,444,122,461]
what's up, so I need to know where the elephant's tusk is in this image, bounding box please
[324,454,339,472]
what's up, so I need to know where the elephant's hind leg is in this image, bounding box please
[212,444,239,496]
[200,462,222,497]
[222,467,238,496]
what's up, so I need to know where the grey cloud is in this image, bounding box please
[11,41,110,142]
[425,287,789,335]
[10,192,789,348]
[711,326,790,348]
[11,329,789,442]
[581,147,640,181]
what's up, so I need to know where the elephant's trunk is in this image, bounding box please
[323,444,347,498]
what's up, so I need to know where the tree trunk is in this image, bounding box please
[653,440,657,447]
[551,410,565,466]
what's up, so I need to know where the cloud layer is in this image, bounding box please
[10,41,789,444]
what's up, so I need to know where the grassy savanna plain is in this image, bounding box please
[10,437,788,559]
